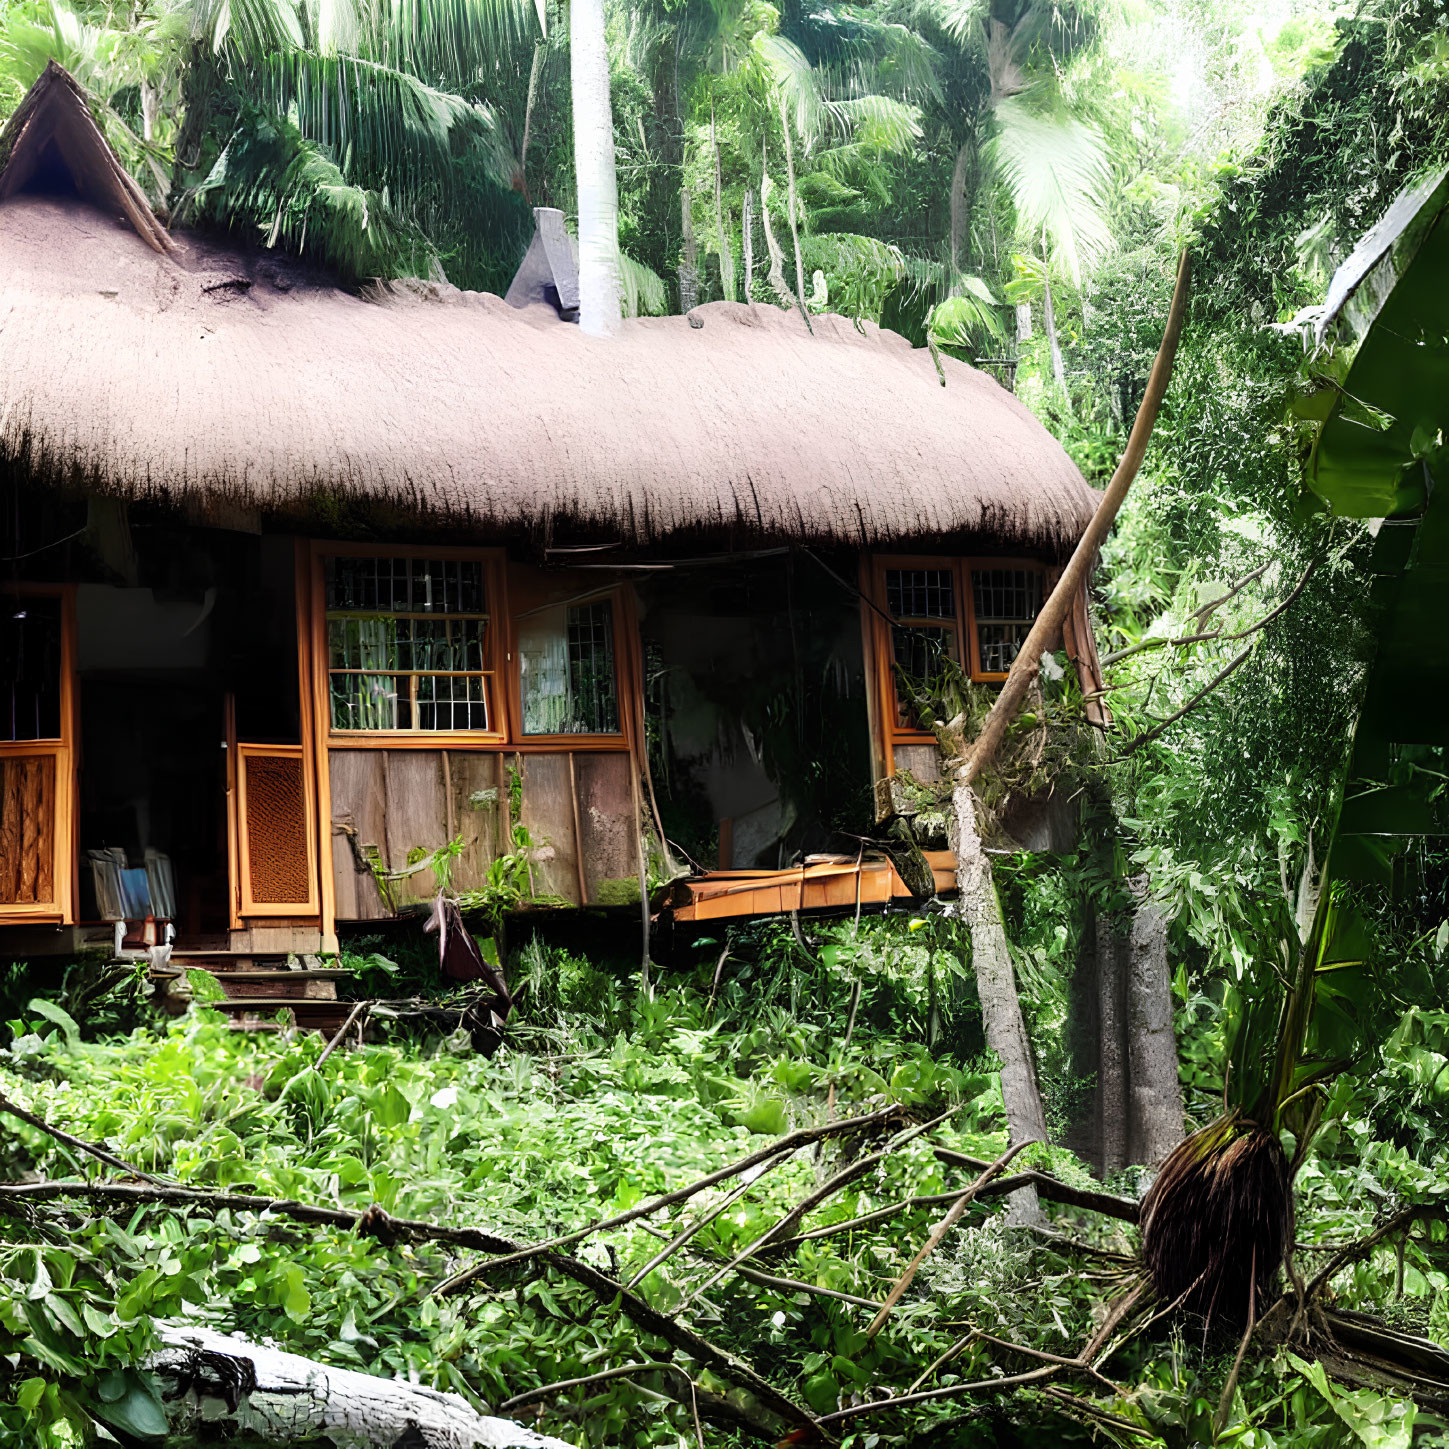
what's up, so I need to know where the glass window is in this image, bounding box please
[972,568,1043,675]
[324,557,493,732]
[2,595,63,741]
[519,599,620,736]
[884,568,959,729]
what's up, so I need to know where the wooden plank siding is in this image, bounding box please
[326,747,637,921]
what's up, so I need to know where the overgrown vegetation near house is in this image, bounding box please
[5,0,1449,1444]
[3,912,1448,1447]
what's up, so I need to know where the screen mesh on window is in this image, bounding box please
[972,568,1042,674]
[519,600,620,735]
[324,557,492,731]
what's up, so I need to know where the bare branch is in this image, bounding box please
[435,1104,902,1295]
[0,1179,828,1442]
[0,1092,166,1185]
[866,1139,1037,1339]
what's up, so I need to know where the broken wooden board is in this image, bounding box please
[666,851,956,923]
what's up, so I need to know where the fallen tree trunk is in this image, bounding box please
[150,1325,578,1448]
[950,785,1048,1223]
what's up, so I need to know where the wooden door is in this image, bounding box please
[0,588,76,923]
[225,698,321,921]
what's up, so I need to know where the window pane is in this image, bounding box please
[972,568,1042,675]
[890,624,956,683]
[324,557,490,732]
[885,569,954,620]
[519,600,620,735]
[2,596,63,741]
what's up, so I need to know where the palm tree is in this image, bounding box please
[569,0,621,334]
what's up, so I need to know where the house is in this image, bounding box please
[0,65,1103,994]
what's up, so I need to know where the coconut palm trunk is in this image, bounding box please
[712,107,735,301]
[570,0,621,337]
[777,96,807,307]
[1041,241,1066,390]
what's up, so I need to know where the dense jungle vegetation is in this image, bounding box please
[4,0,1449,1444]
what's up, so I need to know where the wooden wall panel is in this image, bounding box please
[326,747,631,919]
[893,743,942,784]
[0,754,56,905]
[513,752,581,906]
[383,752,449,907]
[328,749,390,921]
[446,751,505,893]
[574,752,636,903]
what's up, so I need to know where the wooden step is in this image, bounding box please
[154,953,355,1032]
[207,999,353,1034]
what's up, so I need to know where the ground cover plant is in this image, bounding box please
[3,910,1448,1447]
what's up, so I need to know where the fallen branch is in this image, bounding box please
[817,1365,1061,1425]
[1120,556,1320,752]
[0,1091,166,1185]
[1038,1385,1156,1440]
[1100,558,1303,668]
[624,1152,792,1290]
[905,1331,976,1394]
[436,1104,902,1296]
[765,1164,1139,1257]
[500,1362,675,1413]
[932,1150,1142,1223]
[0,1179,828,1442]
[682,1107,960,1309]
[1304,1205,1449,1301]
[315,1001,370,1069]
[730,1263,883,1311]
[960,250,1192,790]
[865,1140,1037,1339]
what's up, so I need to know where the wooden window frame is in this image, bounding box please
[868,554,1047,748]
[311,542,510,750]
[504,584,633,749]
[0,583,78,924]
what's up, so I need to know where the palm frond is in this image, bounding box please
[259,49,511,192]
[827,93,922,154]
[192,107,435,278]
[927,276,1007,355]
[383,0,539,81]
[988,91,1111,285]
[192,0,304,58]
[752,33,827,147]
[618,248,666,317]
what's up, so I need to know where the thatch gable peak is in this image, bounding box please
[0,61,172,254]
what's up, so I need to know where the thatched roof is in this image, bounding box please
[0,69,1096,552]
[0,63,172,254]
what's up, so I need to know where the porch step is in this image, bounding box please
[156,951,356,1034]
[210,1000,354,1035]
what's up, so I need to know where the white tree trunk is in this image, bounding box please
[760,151,794,308]
[777,97,807,308]
[948,139,970,276]
[1041,255,1066,391]
[950,784,1048,1223]
[712,109,735,302]
[152,1325,579,1448]
[742,188,754,299]
[570,0,621,337]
